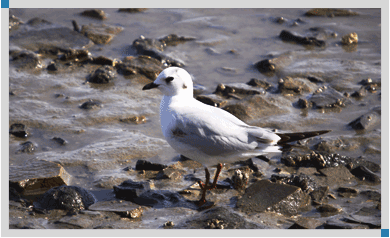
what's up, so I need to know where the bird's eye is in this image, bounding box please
[165,76,174,83]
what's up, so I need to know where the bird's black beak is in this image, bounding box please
[142,82,159,90]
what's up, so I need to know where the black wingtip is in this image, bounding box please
[276,130,331,145]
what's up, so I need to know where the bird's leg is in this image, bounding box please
[210,163,223,189]
[196,164,223,206]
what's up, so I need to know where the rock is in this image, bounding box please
[344,214,381,228]
[116,55,164,80]
[318,166,354,185]
[215,83,266,98]
[289,217,324,229]
[351,166,381,183]
[360,190,381,202]
[17,141,36,153]
[10,25,93,52]
[132,34,194,67]
[279,30,325,47]
[278,76,317,95]
[10,50,42,70]
[9,160,72,196]
[88,66,116,84]
[51,137,68,145]
[341,32,358,45]
[58,48,91,62]
[114,179,152,197]
[92,56,115,66]
[305,8,359,17]
[309,86,350,108]
[196,94,228,108]
[47,62,58,71]
[9,14,23,31]
[120,116,147,124]
[307,75,325,84]
[33,185,96,213]
[337,187,358,198]
[231,168,250,191]
[348,111,380,130]
[89,200,143,219]
[246,78,272,90]
[317,204,342,213]
[9,123,28,138]
[222,95,287,121]
[296,98,312,108]
[79,99,103,110]
[272,173,318,193]
[163,221,174,228]
[135,160,167,171]
[254,52,293,75]
[351,86,367,98]
[81,24,123,44]
[174,207,265,229]
[118,8,148,13]
[236,179,310,216]
[156,164,186,180]
[80,9,107,20]
[310,186,329,204]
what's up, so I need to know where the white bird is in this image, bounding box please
[143,67,330,206]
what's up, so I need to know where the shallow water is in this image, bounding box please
[9,8,381,229]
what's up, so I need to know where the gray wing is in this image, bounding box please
[168,102,280,156]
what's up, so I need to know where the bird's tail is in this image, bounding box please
[276,130,331,145]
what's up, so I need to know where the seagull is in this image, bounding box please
[142,67,330,206]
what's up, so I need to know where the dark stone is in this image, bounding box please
[80,24,123,45]
[156,166,186,180]
[289,217,324,229]
[9,123,28,138]
[337,187,358,198]
[52,137,68,145]
[26,17,51,26]
[72,20,80,32]
[47,62,58,71]
[359,190,381,202]
[348,111,380,130]
[58,49,91,62]
[309,86,350,108]
[10,50,42,70]
[80,100,103,110]
[307,76,325,83]
[296,98,312,108]
[310,186,329,204]
[305,8,359,17]
[33,185,97,213]
[113,179,148,201]
[92,56,114,66]
[279,30,325,47]
[318,166,354,185]
[174,207,265,229]
[196,94,228,108]
[351,86,367,98]
[317,204,342,213]
[351,166,381,183]
[10,26,93,53]
[9,15,23,31]
[246,78,272,90]
[236,179,310,216]
[135,159,167,171]
[17,141,36,153]
[254,59,276,73]
[9,160,72,197]
[118,8,148,13]
[131,35,193,67]
[119,116,146,124]
[88,66,116,84]
[278,76,316,95]
[116,55,164,80]
[272,173,318,193]
[80,9,107,20]
[222,95,287,121]
[214,83,266,98]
